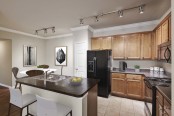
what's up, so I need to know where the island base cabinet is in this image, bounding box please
[21,85,97,116]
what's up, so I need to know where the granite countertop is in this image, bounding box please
[156,85,171,102]
[16,75,99,97]
[111,68,169,78]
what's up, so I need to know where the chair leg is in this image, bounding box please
[66,110,72,116]
[8,103,11,116]
[15,83,18,88]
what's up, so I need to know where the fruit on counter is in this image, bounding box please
[71,77,82,82]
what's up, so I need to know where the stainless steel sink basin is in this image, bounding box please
[33,74,67,82]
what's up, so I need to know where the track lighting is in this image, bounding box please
[139,5,144,14]
[118,10,123,18]
[35,26,55,35]
[79,4,145,25]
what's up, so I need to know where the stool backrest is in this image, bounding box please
[36,95,58,116]
[9,88,22,108]
[26,70,44,77]
[12,67,19,79]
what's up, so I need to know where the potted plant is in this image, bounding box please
[134,65,140,72]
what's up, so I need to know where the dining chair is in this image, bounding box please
[8,88,37,116]
[26,70,44,77]
[36,95,72,116]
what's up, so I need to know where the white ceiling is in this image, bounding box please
[0,0,171,37]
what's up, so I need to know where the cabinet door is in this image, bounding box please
[125,34,141,59]
[169,16,171,41]
[101,37,112,49]
[156,26,162,45]
[126,74,142,98]
[91,38,101,50]
[111,73,126,96]
[112,36,125,59]
[164,99,171,116]
[161,19,169,43]
[156,99,163,116]
[141,33,152,59]
[152,31,158,59]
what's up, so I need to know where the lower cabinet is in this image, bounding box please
[111,73,126,96]
[156,90,171,116]
[111,73,144,100]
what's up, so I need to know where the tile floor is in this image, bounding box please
[98,95,145,116]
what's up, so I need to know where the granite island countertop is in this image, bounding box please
[16,75,99,97]
[111,68,170,78]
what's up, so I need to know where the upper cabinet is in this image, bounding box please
[161,19,169,43]
[125,34,141,59]
[169,16,171,41]
[91,37,111,50]
[112,36,125,59]
[141,33,152,59]
[156,26,162,46]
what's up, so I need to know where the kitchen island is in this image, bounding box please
[16,75,98,116]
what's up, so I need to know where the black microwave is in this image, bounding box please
[158,41,171,63]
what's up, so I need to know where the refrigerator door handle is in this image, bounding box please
[93,57,97,77]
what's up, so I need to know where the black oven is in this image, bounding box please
[144,79,156,116]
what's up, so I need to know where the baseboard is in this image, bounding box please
[0,83,11,88]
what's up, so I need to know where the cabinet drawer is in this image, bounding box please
[112,73,125,79]
[164,99,171,115]
[156,90,163,105]
[126,74,142,80]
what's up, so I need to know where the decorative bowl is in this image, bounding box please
[70,77,83,86]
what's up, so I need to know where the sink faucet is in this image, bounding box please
[45,70,54,79]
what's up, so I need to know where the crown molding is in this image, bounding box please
[0,27,44,39]
[45,33,73,39]
[158,8,171,23]
[94,20,159,33]
[70,25,94,32]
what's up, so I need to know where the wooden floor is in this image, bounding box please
[0,86,20,116]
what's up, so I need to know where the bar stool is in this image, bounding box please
[8,88,37,116]
[36,95,72,116]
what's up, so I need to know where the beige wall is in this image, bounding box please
[0,30,46,86]
[45,36,74,76]
[0,39,12,86]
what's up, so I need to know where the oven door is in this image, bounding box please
[144,80,153,116]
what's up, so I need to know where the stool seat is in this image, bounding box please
[37,95,72,116]
[8,88,37,116]
[22,94,36,107]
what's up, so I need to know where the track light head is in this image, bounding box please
[80,19,84,25]
[95,16,99,22]
[139,5,144,14]
[52,27,55,33]
[35,30,38,35]
[44,29,47,34]
[118,10,123,18]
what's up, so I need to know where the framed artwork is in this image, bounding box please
[23,45,37,67]
[55,46,67,66]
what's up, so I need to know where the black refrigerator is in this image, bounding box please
[87,50,111,98]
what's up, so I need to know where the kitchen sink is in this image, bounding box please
[33,74,67,82]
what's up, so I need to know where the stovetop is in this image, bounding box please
[145,78,171,87]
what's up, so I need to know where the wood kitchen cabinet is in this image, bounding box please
[112,35,125,59]
[125,34,141,59]
[111,73,126,96]
[156,26,162,46]
[126,74,143,99]
[156,89,171,116]
[91,37,111,50]
[111,73,144,100]
[141,33,152,59]
[169,16,171,41]
[161,19,169,43]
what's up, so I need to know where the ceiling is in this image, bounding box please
[0,0,171,37]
